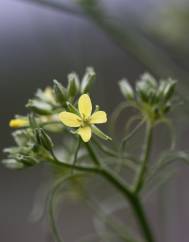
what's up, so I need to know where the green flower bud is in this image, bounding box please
[157,81,168,99]
[15,154,38,166]
[66,102,80,115]
[35,128,54,151]
[2,159,24,169]
[12,129,34,147]
[163,79,177,101]
[119,79,134,100]
[81,67,96,94]
[26,99,53,115]
[53,80,67,106]
[140,73,157,88]
[163,103,171,113]
[67,73,80,98]
[136,81,150,102]
[28,113,38,129]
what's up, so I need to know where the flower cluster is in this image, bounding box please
[3,68,110,169]
[3,70,178,170]
[119,73,177,124]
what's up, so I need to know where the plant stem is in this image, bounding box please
[134,123,153,193]
[49,142,155,242]
[99,167,154,242]
[48,178,64,242]
[84,142,101,166]
[85,143,154,242]
[129,195,154,242]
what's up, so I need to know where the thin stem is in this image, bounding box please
[84,142,101,166]
[49,143,154,242]
[92,138,118,157]
[121,119,145,152]
[48,174,85,242]
[48,178,64,242]
[19,0,83,17]
[134,123,153,193]
[72,138,81,166]
[84,143,154,242]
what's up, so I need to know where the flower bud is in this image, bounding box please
[53,80,67,106]
[35,128,54,151]
[15,154,38,166]
[119,79,134,100]
[81,67,96,94]
[136,81,150,102]
[28,113,38,129]
[163,79,177,101]
[9,118,29,128]
[140,73,157,88]
[2,159,24,169]
[67,73,80,98]
[26,99,53,115]
[66,102,80,115]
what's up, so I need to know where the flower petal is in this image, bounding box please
[78,94,92,118]
[77,126,92,142]
[59,112,81,127]
[90,111,107,124]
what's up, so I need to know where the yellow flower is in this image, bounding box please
[9,118,29,128]
[59,94,107,142]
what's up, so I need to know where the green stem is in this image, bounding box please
[134,123,153,193]
[84,143,154,242]
[129,195,154,242]
[99,167,154,242]
[49,143,154,242]
[48,179,64,242]
[121,119,145,151]
[84,142,101,166]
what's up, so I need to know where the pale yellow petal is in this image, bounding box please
[90,111,107,124]
[78,94,92,118]
[77,126,92,142]
[59,112,81,127]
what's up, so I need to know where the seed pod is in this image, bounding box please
[91,125,112,141]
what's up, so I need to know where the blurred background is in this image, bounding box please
[0,0,189,241]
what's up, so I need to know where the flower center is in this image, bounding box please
[81,116,91,127]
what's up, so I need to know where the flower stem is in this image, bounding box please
[49,142,155,242]
[133,123,153,193]
[48,179,64,242]
[85,143,155,242]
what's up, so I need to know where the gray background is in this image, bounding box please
[0,0,189,241]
